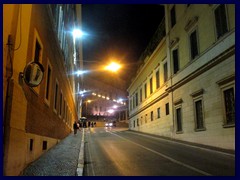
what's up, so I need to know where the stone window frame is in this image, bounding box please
[155,69,160,89]
[63,98,66,122]
[191,89,206,132]
[31,29,44,94]
[149,76,153,94]
[157,107,161,119]
[170,5,176,28]
[189,28,200,61]
[53,79,59,114]
[59,90,63,118]
[151,111,154,121]
[44,59,52,107]
[165,102,169,115]
[174,99,183,134]
[216,75,235,128]
[213,4,229,40]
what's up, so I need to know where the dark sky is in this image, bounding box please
[82,4,165,82]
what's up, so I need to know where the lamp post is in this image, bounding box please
[85,100,91,118]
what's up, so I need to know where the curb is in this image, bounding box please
[76,128,85,176]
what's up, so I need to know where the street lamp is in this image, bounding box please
[85,100,91,118]
[72,29,84,39]
[104,62,121,72]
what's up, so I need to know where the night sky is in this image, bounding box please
[82,4,165,82]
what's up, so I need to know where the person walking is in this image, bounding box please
[73,121,79,135]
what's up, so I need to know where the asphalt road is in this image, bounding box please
[83,127,235,176]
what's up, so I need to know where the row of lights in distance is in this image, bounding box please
[91,92,126,105]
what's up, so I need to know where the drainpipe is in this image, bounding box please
[3,5,21,175]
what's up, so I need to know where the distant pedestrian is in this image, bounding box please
[73,121,79,135]
[94,122,96,127]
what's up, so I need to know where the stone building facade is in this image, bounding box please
[3,4,82,175]
[128,4,235,150]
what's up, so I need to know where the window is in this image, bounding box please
[157,107,161,118]
[145,114,147,123]
[63,99,66,121]
[195,100,205,130]
[133,96,135,109]
[144,83,147,99]
[223,88,235,125]
[156,70,160,89]
[170,5,176,28]
[30,139,34,151]
[166,103,169,115]
[65,105,68,121]
[45,64,52,102]
[190,30,199,60]
[42,141,47,150]
[176,108,182,132]
[34,40,41,62]
[174,99,183,133]
[130,98,132,111]
[59,91,63,117]
[133,120,135,128]
[215,4,228,39]
[150,78,153,94]
[140,88,142,102]
[164,62,168,82]
[135,92,138,106]
[137,119,139,126]
[191,89,205,131]
[54,80,59,112]
[173,48,179,74]
[151,111,154,121]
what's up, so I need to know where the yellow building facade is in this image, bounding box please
[128,4,235,150]
[3,4,82,175]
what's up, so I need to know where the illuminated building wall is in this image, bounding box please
[3,4,82,175]
[128,4,235,150]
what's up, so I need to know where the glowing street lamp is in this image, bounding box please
[104,62,121,72]
[85,100,92,117]
[72,29,84,39]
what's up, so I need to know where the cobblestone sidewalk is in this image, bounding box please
[22,130,83,176]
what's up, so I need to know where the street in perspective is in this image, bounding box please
[3,4,235,176]
[83,127,235,176]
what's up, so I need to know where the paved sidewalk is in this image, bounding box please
[22,129,84,176]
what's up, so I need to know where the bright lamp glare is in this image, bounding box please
[73,29,83,38]
[107,109,114,114]
[105,62,121,72]
[76,70,85,76]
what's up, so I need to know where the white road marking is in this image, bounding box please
[109,131,212,176]
[126,131,235,158]
[86,132,96,176]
